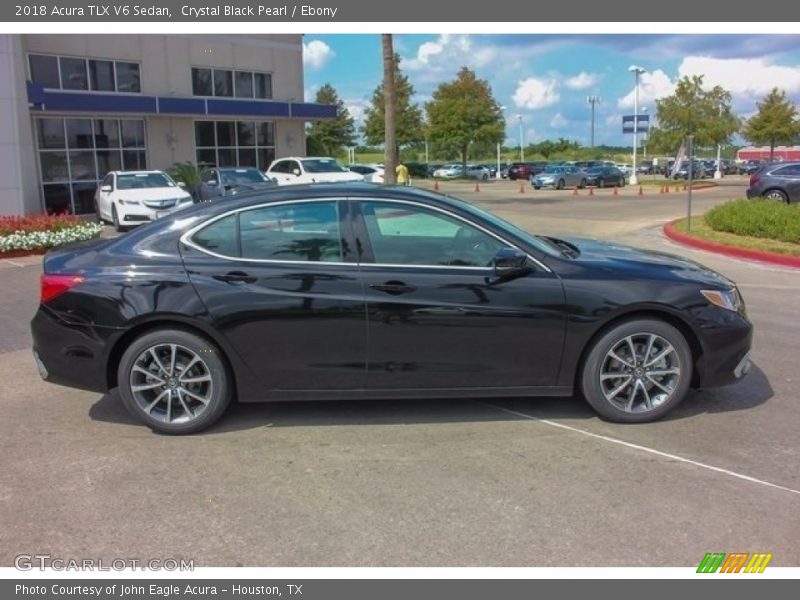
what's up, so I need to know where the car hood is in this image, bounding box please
[114,187,191,201]
[557,237,734,287]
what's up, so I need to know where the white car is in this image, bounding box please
[432,164,490,179]
[266,157,365,185]
[94,170,194,232]
[348,163,385,183]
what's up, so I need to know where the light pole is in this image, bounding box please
[515,114,524,162]
[628,65,647,186]
[714,107,723,180]
[587,95,600,148]
[497,105,506,179]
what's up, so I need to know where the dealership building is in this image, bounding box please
[0,34,334,216]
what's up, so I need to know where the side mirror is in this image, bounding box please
[100,185,112,192]
[177,181,186,188]
[493,247,530,278]
[292,168,301,176]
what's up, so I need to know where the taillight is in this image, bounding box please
[749,174,760,187]
[40,274,85,303]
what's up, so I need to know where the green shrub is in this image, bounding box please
[705,199,800,244]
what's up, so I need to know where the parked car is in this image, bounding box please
[531,165,588,190]
[636,160,655,175]
[197,167,277,201]
[615,163,633,177]
[348,163,385,183]
[739,159,767,175]
[673,161,708,180]
[94,170,194,232]
[32,183,752,434]
[746,161,800,203]
[432,164,490,180]
[583,166,627,188]
[266,157,364,185]
[507,161,547,180]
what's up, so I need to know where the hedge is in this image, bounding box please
[705,199,800,245]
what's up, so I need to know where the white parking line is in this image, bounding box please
[478,401,800,497]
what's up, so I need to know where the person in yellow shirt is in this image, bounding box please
[396,162,410,186]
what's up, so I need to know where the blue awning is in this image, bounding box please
[26,81,336,120]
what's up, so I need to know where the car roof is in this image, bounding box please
[110,170,166,175]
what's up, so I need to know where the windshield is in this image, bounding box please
[543,166,563,174]
[301,158,349,173]
[220,169,268,185]
[116,173,174,190]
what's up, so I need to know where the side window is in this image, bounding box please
[271,161,288,174]
[239,202,342,262]
[101,174,112,188]
[288,161,301,175]
[191,214,238,257]
[774,165,800,176]
[360,201,503,267]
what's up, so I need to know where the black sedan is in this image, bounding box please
[584,166,627,188]
[31,184,752,434]
[197,167,276,201]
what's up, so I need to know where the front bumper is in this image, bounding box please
[693,310,753,389]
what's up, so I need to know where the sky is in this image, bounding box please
[301,34,800,148]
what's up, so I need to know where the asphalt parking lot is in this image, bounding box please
[1,178,799,567]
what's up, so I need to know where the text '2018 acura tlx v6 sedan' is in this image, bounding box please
[31,183,753,434]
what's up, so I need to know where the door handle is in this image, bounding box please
[213,271,257,284]
[370,281,417,296]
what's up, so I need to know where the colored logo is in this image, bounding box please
[697,552,772,573]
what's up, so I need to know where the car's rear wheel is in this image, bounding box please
[763,189,789,203]
[580,178,587,189]
[117,329,233,434]
[598,178,605,188]
[580,319,692,423]
[557,179,565,190]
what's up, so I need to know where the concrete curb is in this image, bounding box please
[663,219,800,269]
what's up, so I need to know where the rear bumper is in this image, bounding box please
[30,306,115,393]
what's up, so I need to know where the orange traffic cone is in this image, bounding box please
[589,186,594,196]
[572,186,579,196]
[613,185,618,196]
[434,180,439,191]
[474,182,480,192]
[519,182,525,193]
[638,185,644,196]
[659,185,665,194]
[683,183,688,191]
[664,184,669,194]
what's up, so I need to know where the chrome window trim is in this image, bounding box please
[180,197,551,273]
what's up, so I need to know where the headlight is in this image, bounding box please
[119,199,140,205]
[701,288,743,312]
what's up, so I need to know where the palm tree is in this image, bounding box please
[382,34,397,184]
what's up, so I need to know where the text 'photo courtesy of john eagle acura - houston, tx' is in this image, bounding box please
[30,183,752,434]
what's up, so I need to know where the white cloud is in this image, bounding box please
[513,77,560,110]
[617,69,675,110]
[404,35,474,73]
[678,56,800,102]
[565,71,600,91]
[549,113,569,128]
[343,99,368,123]
[303,40,335,70]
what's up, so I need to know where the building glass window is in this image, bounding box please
[88,59,115,92]
[59,57,88,90]
[28,54,141,93]
[191,67,272,99]
[36,118,147,214]
[29,54,60,89]
[195,120,277,170]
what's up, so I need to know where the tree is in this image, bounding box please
[742,88,800,161]
[362,54,424,150]
[382,34,398,184]
[167,161,209,201]
[305,84,356,157]
[425,67,505,171]
[649,75,739,154]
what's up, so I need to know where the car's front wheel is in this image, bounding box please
[117,329,233,434]
[111,204,124,233]
[580,319,692,423]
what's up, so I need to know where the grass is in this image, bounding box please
[673,215,800,257]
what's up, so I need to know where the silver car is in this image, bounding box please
[531,165,588,190]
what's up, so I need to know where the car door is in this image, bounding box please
[198,169,221,201]
[268,159,296,185]
[352,198,566,390]
[179,198,368,393]
[95,173,114,220]
[773,164,800,200]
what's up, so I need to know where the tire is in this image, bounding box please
[763,189,789,203]
[580,178,587,189]
[580,318,692,423]
[117,328,233,434]
[557,179,565,190]
[112,204,124,233]
[533,186,541,190]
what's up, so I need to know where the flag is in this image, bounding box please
[670,142,686,178]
